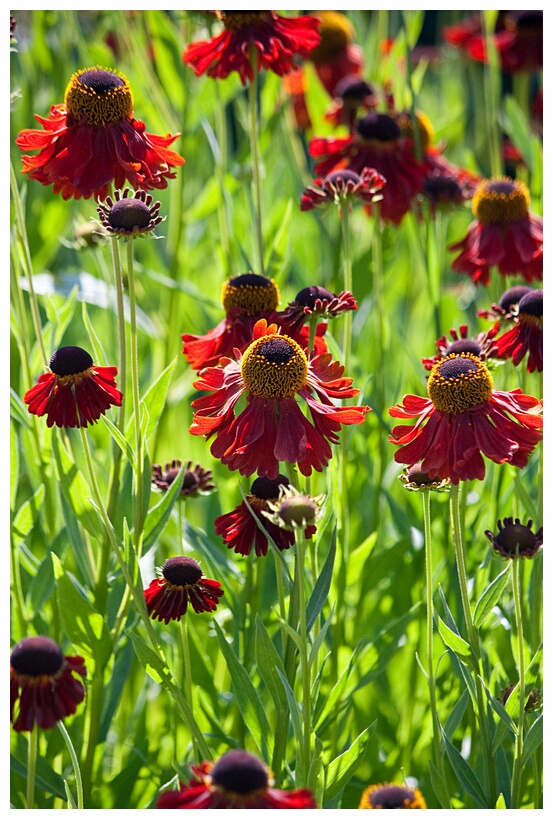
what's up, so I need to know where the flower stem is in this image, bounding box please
[422,490,450,806]
[340,205,353,374]
[58,719,84,809]
[78,427,210,761]
[180,617,198,760]
[481,11,503,178]
[26,725,38,809]
[510,558,526,809]
[126,240,144,555]
[450,483,497,806]
[247,64,265,276]
[295,528,312,787]
[10,162,48,368]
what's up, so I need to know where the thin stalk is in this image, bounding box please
[295,528,312,788]
[10,162,47,368]
[450,483,497,806]
[78,427,210,759]
[510,558,526,809]
[126,240,144,553]
[340,205,353,374]
[481,12,503,178]
[26,725,38,809]
[180,617,198,760]
[422,491,449,805]
[58,719,84,809]
[247,64,265,276]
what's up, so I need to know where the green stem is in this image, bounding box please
[126,240,144,554]
[422,491,449,805]
[450,483,497,806]
[78,427,210,760]
[340,205,353,374]
[510,558,526,809]
[10,162,48,368]
[481,12,503,178]
[26,725,38,809]
[247,64,265,276]
[180,617,198,760]
[58,718,84,809]
[295,528,312,788]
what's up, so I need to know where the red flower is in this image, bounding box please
[359,782,427,809]
[422,324,500,371]
[324,76,377,132]
[300,167,386,214]
[182,11,321,85]
[389,353,543,485]
[182,273,281,371]
[215,474,315,557]
[16,67,184,201]
[485,517,542,560]
[449,177,543,286]
[443,12,488,49]
[10,636,86,732]
[277,285,357,352]
[309,113,427,224]
[477,284,533,323]
[144,557,223,624]
[24,346,122,429]
[190,319,370,479]
[151,460,215,498]
[466,11,543,74]
[307,11,363,96]
[494,289,543,372]
[157,749,317,809]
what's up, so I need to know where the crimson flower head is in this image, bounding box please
[97,188,163,238]
[277,285,357,349]
[182,11,321,85]
[422,324,499,371]
[300,167,386,215]
[449,177,543,286]
[494,289,543,373]
[157,749,317,809]
[10,636,86,732]
[151,460,215,498]
[485,517,542,560]
[16,66,184,201]
[24,346,122,429]
[309,112,427,224]
[465,10,543,74]
[359,782,427,809]
[389,353,543,485]
[215,474,316,558]
[190,319,370,479]
[307,10,363,97]
[144,557,224,624]
[477,284,533,323]
[182,272,280,371]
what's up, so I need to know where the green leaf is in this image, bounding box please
[441,729,487,808]
[502,95,535,172]
[10,752,66,800]
[101,415,136,468]
[428,759,452,809]
[521,714,543,766]
[254,615,288,714]
[495,793,507,809]
[10,422,19,510]
[306,526,336,634]
[10,387,32,427]
[436,614,473,663]
[51,553,112,670]
[125,357,177,443]
[264,198,292,279]
[143,465,184,550]
[308,734,325,807]
[324,723,375,802]
[126,628,170,686]
[213,620,271,759]
[11,484,45,542]
[474,567,510,629]
[51,432,100,540]
[444,689,470,738]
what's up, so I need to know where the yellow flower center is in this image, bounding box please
[241,334,308,399]
[65,67,133,126]
[216,11,271,31]
[309,11,353,61]
[396,110,434,153]
[427,354,493,414]
[221,273,279,317]
[472,177,530,224]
